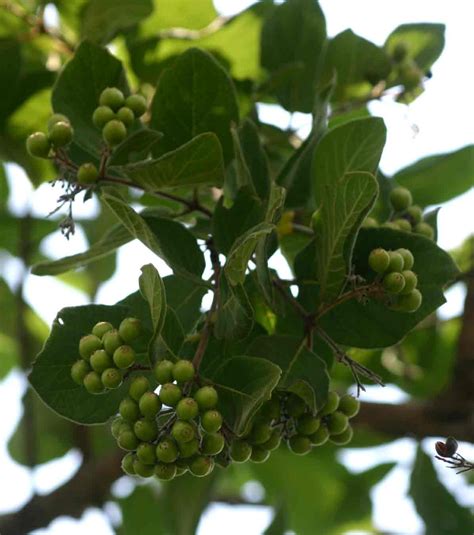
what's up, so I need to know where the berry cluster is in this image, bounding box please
[363,186,435,240]
[26,113,74,159]
[70,318,142,394]
[368,247,422,312]
[114,359,226,480]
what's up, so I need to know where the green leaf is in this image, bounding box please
[409,447,474,535]
[163,275,207,333]
[247,335,329,412]
[202,355,281,435]
[260,0,326,112]
[111,132,225,190]
[80,0,153,44]
[215,276,254,341]
[107,129,163,166]
[0,162,8,208]
[0,38,21,125]
[152,306,185,362]
[394,145,474,206]
[150,47,239,164]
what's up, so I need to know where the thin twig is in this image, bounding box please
[315,282,383,320]
[435,454,474,474]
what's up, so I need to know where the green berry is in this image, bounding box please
[92,321,114,339]
[77,163,98,185]
[405,205,423,224]
[137,442,157,465]
[103,329,123,355]
[139,391,162,419]
[414,222,435,240]
[111,417,125,439]
[119,397,140,422]
[71,359,91,385]
[201,432,225,455]
[121,452,136,475]
[47,113,69,130]
[26,132,51,158]
[368,248,390,274]
[113,345,135,369]
[362,217,378,228]
[118,317,142,343]
[133,459,155,478]
[172,360,195,383]
[250,446,271,463]
[330,425,354,445]
[129,375,150,402]
[383,272,406,294]
[201,410,223,433]
[134,418,158,442]
[178,438,200,458]
[125,94,147,117]
[99,87,124,111]
[90,349,113,373]
[393,218,412,232]
[285,394,307,418]
[103,119,127,146]
[309,425,330,446]
[319,391,340,417]
[159,383,182,407]
[296,414,320,435]
[83,371,105,394]
[156,437,179,463]
[326,411,349,435]
[288,435,312,455]
[176,397,199,421]
[387,251,405,272]
[155,463,177,480]
[249,421,272,445]
[116,106,134,127]
[390,187,412,211]
[189,456,214,477]
[171,421,195,444]
[337,395,360,418]
[261,429,281,451]
[175,466,187,477]
[101,367,122,389]
[154,360,174,384]
[194,386,218,411]
[396,248,414,270]
[92,106,115,128]
[400,270,418,295]
[48,121,73,147]
[259,396,281,421]
[79,334,102,360]
[397,289,423,312]
[118,430,139,451]
[381,221,400,230]
[230,440,252,462]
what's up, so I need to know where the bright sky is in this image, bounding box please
[1,1,473,534]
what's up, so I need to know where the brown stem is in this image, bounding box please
[315,283,383,320]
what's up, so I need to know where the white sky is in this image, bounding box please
[1,1,473,534]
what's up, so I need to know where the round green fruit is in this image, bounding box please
[133,459,155,478]
[230,440,252,463]
[154,359,174,384]
[26,132,51,158]
[128,375,150,402]
[103,329,123,355]
[397,289,423,312]
[48,121,73,147]
[121,452,136,475]
[194,386,218,411]
[155,463,177,480]
[383,272,406,294]
[118,317,142,343]
[113,345,135,369]
[172,360,195,383]
[393,218,412,232]
[47,113,69,130]
[249,421,272,445]
[71,359,91,385]
[309,425,330,446]
[326,411,349,435]
[111,417,126,439]
[176,397,199,421]
[259,396,280,421]
[201,433,225,455]
[288,435,312,455]
[400,270,418,295]
[92,321,114,339]
[77,163,98,185]
[159,383,182,407]
[337,395,360,418]
[390,186,412,211]
[381,222,400,230]
[250,446,271,463]
[414,222,434,240]
[171,420,195,444]
[319,391,340,417]
[99,87,124,111]
[362,217,378,228]
[101,368,122,389]
[396,248,414,270]
[178,438,200,458]
[118,430,139,451]
[156,438,179,463]
[83,371,105,394]
[330,425,354,445]
[387,251,405,272]
[406,205,423,225]
[92,106,115,129]
[90,349,113,373]
[79,334,102,360]
[119,397,140,422]
[189,456,214,477]
[116,106,134,127]
[102,119,127,146]
[296,414,320,436]
[261,429,281,451]
[368,248,390,274]
[139,391,162,419]
[125,94,147,117]
[137,442,157,465]
[201,410,223,433]
[134,418,158,442]
[285,394,307,418]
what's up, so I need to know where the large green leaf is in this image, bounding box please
[107,129,163,166]
[162,275,207,333]
[150,47,239,164]
[214,276,254,341]
[260,0,326,112]
[394,145,474,206]
[0,38,21,125]
[409,447,474,535]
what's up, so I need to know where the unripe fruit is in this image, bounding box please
[230,440,252,462]
[319,391,340,417]
[139,391,162,419]
[48,121,73,147]
[393,218,412,232]
[176,397,199,421]
[118,317,142,343]
[362,217,378,228]
[159,383,182,407]
[261,429,281,451]
[309,425,330,446]
[414,222,434,240]
[77,163,98,185]
[288,435,312,455]
[387,251,405,273]
[113,345,135,369]
[128,375,150,402]
[116,106,134,127]
[133,459,155,478]
[296,414,320,435]
[189,456,214,477]
[250,446,271,463]
[101,367,122,389]
[368,248,390,274]
[397,289,423,312]
[92,106,115,128]
[329,425,354,445]
[249,421,272,444]
[172,360,195,383]
[103,329,123,355]
[259,397,280,421]
[154,360,174,384]
[201,433,225,455]
[103,119,127,146]
[125,94,147,117]
[83,371,105,394]
[155,463,177,480]
[396,248,414,270]
[99,87,124,111]
[134,418,158,442]
[121,452,136,475]
[90,349,113,373]
[71,359,91,385]
[111,416,125,439]
[119,397,140,422]
[137,442,157,465]
[383,272,406,294]
[400,270,418,295]
[406,205,423,224]
[175,467,187,477]
[178,437,200,458]
[194,386,218,411]
[156,438,179,463]
[381,221,399,230]
[92,321,114,339]
[201,410,223,433]
[118,430,139,451]
[337,395,360,418]
[171,420,195,443]
[390,187,412,211]
[285,394,307,418]
[79,334,102,360]
[47,113,69,130]
[26,132,51,158]
[326,411,349,435]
